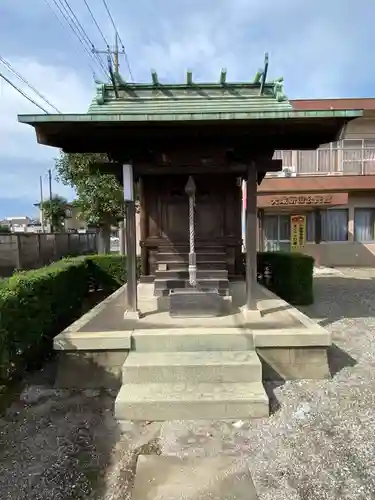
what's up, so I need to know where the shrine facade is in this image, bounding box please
[18,55,362,315]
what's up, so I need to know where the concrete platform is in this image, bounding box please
[53,280,332,405]
[53,281,330,351]
[132,455,259,500]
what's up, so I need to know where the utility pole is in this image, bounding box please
[94,33,127,254]
[92,33,123,73]
[48,169,53,233]
[39,175,45,233]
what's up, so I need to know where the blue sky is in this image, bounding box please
[0,0,375,219]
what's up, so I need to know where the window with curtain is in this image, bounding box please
[321,209,348,241]
[354,208,375,242]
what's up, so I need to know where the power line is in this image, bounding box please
[57,0,110,77]
[0,55,61,113]
[0,71,50,113]
[83,0,115,68]
[101,0,134,81]
[45,0,109,79]
[43,0,97,77]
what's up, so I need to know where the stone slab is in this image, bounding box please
[131,328,254,352]
[169,288,222,317]
[122,350,262,384]
[132,455,258,500]
[115,381,269,420]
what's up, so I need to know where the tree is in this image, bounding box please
[40,194,68,232]
[55,152,125,253]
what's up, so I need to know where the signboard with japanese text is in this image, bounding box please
[290,215,306,251]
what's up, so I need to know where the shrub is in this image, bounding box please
[85,254,141,293]
[256,251,314,305]
[0,258,87,380]
[0,253,140,383]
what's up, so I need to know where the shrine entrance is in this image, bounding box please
[141,173,242,281]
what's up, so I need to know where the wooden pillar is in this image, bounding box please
[245,165,258,310]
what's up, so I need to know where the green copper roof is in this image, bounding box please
[86,78,293,120]
[86,59,294,119]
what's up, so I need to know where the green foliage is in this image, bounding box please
[0,225,10,234]
[0,254,140,383]
[55,152,124,227]
[41,194,68,231]
[256,251,314,305]
[0,259,87,380]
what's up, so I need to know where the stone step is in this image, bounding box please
[132,327,254,352]
[154,278,230,291]
[115,381,269,420]
[122,350,262,384]
[155,269,228,280]
[157,252,227,263]
[164,261,227,270]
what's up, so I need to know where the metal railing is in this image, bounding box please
[269,148,375,177]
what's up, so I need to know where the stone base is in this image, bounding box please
[258,346,330,380]
[240,305,262,321]
[123,309,143,320]
[54,350,129,389]
[132,455,259,500]
[169,287,222,317]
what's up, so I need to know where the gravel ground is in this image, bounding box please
[1,268,375,499]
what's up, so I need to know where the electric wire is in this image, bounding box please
[0,55,61,113]
[57,0,110,77]
[83,0,115,67]
[0,71,50,113]
[46,0,109,79]
[43,0,97,77]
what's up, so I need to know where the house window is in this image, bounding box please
[321,209,348,241]
[342,139,375,174]
[354,208,375,242]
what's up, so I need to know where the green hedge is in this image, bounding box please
[256,251,314,305]
[0,254,138,384]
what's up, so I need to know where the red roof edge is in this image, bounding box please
[291,98,375,111]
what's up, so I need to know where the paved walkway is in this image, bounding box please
[1,269,375,499]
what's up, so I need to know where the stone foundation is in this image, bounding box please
[258,346,330,380]
[55,350,129,389]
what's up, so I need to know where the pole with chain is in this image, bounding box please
[185,176,197,287]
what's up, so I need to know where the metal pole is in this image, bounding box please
[39,175,45,233]
[48,169,53,233]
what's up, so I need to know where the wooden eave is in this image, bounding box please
[18,109,362,153]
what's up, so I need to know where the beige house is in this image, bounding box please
[256,98,375,267]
